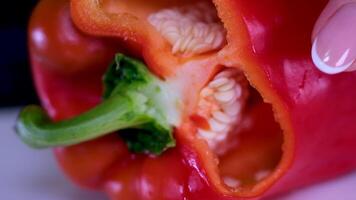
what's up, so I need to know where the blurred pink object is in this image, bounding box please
[312,0,356,74]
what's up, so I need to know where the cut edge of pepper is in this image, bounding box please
[209,0,295,197]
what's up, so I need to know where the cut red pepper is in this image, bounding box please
[22,0,356,199]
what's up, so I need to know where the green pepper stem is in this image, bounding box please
[16,53,178,154]
[16,94,152,148]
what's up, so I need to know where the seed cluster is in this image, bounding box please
[254,170,271,182]
[223,169,271,188]
[148,3,226,56]
[223,176,241,188]
[196,69,248,150]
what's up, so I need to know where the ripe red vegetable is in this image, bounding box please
[25,0,356,199]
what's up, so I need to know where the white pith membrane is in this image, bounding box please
[148,2,226,56]
[196,69,249,153]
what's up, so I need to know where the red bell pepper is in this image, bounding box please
[18,0,356,199]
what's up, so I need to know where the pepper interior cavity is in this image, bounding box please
[146,1,283,188]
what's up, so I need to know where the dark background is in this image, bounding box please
[0,0,39,107]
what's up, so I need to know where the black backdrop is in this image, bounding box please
[0,0,39,106]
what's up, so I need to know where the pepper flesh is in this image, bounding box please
[28,0,356,199]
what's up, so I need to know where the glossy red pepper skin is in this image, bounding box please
[29,0,356,199]
[29,0,119,76]
[229,0,356,195]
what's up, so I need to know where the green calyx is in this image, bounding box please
[16,54,177,155]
